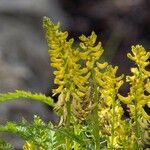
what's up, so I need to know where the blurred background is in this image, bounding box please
[0,0,150,149]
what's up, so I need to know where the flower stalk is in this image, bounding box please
[92,70,100,150]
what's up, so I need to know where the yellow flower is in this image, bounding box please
[119,45,150,119]
[79,31,104,64]
[96,62,108,69]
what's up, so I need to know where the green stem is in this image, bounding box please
[65,91,71,150]
[0,90,54,107]
[110,95,115,149]
[92,70,100,150]
[134,101,140,150]
[74,124,80,150]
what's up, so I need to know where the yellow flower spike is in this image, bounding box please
[79,31,104,62]
[96,64,125,148]
[128,45,150,69]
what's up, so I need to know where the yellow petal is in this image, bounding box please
[53,85,64,95]
[96,62,108,69]
[118,94,132,104]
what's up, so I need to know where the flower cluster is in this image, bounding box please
[118,45,150,147]
[43,18,150,149]
[118,45,150,119]
[43,17,105,123]
[95,65,125,148]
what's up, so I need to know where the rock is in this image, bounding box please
[0,0,67,148]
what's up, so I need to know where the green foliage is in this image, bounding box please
[0,116,57,149]
[0,139,13,150]
[0,90,54,107]
[0,17,150,149]
[0,116,87,150]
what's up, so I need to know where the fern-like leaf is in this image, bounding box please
[0,116,58,149]
[0,116,87,149]
[0,138,14,150]
[0,90,54,107]
[56,127,86,147]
